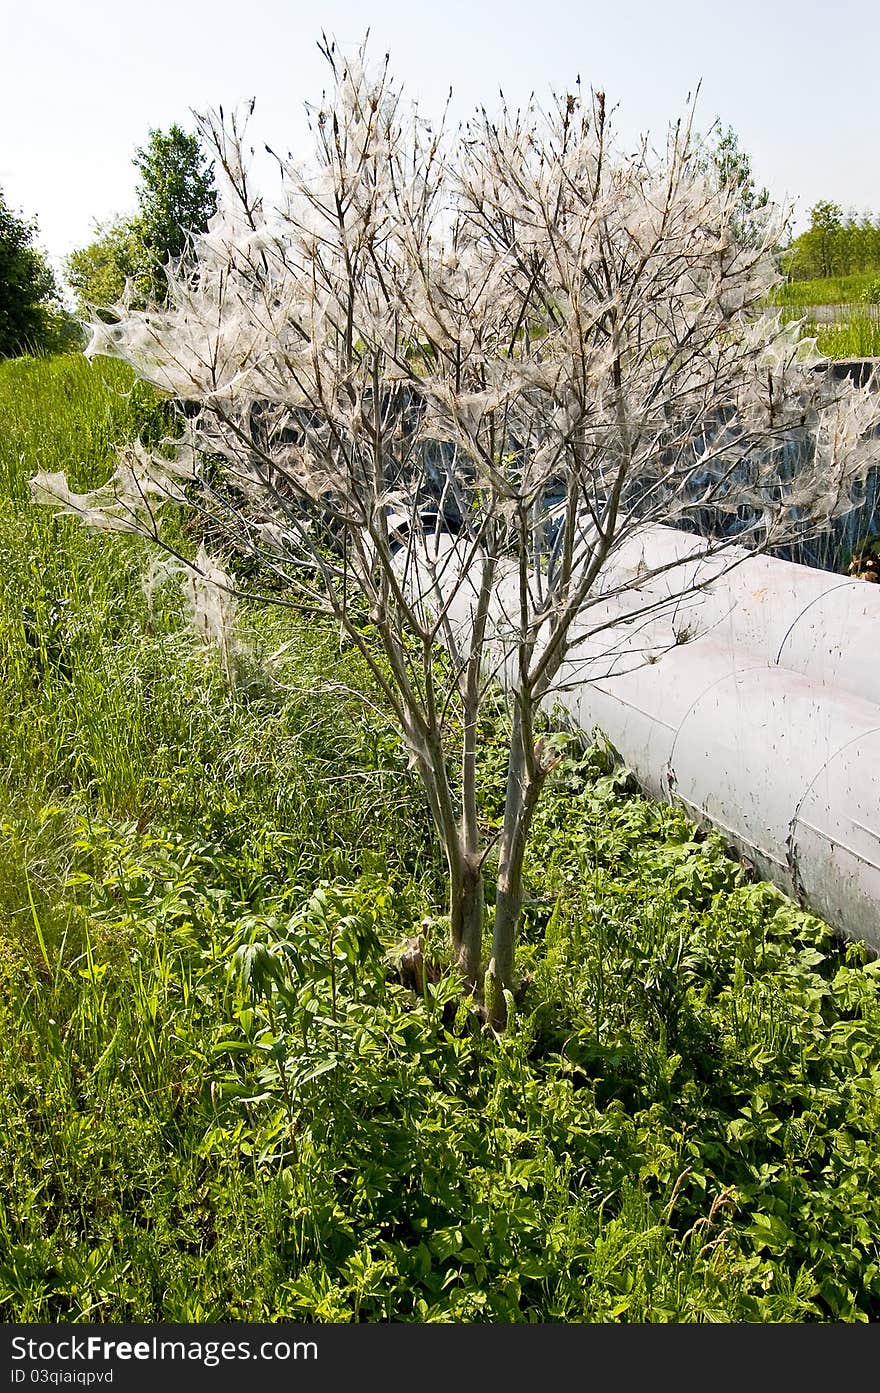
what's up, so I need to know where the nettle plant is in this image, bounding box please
[33,41,880,1026]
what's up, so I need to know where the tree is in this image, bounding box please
[806,200,844,279]
[704,123,771,247]
[0,189,74,357]
[65,219,151,317]
[784,199,844,280]
[65,124,216,313]
[33,44,880,1027]
[783,204,880,281]
[133,124,217,300]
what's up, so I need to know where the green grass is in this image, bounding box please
[766,271,880,360]
[0,352,168,501]
[813,311,880,360]
[768,271,880,308]
[2,354,880,1322]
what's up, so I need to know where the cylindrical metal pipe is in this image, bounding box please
[554,637,880,950]
[600,524,880,704]
[398,527,880,950]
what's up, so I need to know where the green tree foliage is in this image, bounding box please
[65,220,151,318]
[784,201,880,280]
[0,189,75,358]
[132,124,217,300]
[705,124,770,246]
[65,124,217,314]
[800,200,844,279]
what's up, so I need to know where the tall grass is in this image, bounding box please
[813,310,880,359]
[0,354,436,960]
[765,272,880,361]
[0,353,163,500]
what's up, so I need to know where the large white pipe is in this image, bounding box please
[600,525,880,705]
[397,527,880,950]
[555,634,880,949]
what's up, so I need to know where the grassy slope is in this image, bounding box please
[1,355,880,1323]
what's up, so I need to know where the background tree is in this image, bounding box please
[781,201,880,281]
[35,46,880,1027]
[133,124,217,300]
[0,189,77,357]
[704,123,771,246]
[65,123,217,314]
[800,199,843,279]
[65,219,151,317]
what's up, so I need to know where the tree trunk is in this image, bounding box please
[449,845,484,989]
[489,819,537,1029]
[409,738,483,991]
[488,715,546,1030]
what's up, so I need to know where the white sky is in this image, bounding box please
[2,0,878,284]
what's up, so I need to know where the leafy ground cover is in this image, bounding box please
[1,355,880,1322]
